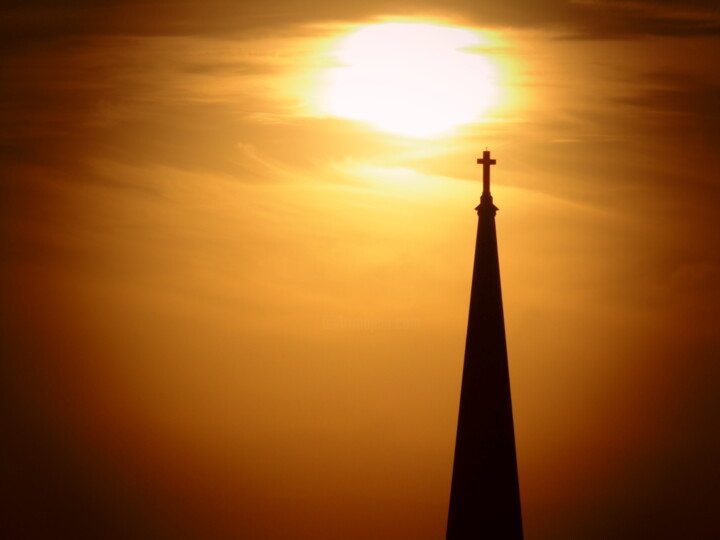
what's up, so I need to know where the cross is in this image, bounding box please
[477,150,496,194]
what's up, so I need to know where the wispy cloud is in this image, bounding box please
[564,0,720,38]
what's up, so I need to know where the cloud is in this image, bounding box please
[3,0,720,48]
[624,71,720,109]
[562,0,720,38]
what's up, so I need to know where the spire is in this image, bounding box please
[446,150,523,539]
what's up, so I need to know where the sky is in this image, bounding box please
[2,1,719,538]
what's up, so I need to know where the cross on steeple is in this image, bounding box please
[477,150,496,195]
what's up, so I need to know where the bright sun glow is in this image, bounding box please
[321,22,499,138]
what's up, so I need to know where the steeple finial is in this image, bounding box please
[476,150,499,215]
[477,150,497,195]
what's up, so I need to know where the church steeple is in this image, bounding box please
[446,150,523,539]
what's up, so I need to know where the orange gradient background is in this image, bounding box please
[2,2,719,539]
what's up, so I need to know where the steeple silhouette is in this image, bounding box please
[446,150,523,539]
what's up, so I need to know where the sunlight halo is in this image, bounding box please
[318,22,500,138]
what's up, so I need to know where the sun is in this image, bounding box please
[320,22,499,138]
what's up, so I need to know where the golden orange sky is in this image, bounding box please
[2,2,720,539]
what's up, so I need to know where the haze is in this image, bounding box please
[2,1,719,539]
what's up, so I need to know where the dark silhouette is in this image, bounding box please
[446,151,523,539]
